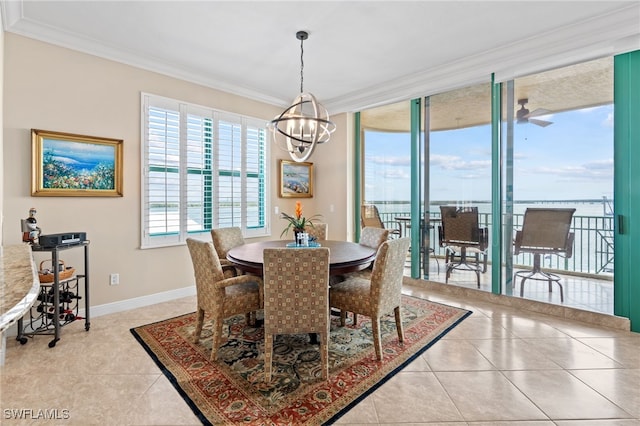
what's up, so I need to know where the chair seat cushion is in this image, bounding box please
[330,276,372,314]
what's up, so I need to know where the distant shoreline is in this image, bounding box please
[370,199,610,205]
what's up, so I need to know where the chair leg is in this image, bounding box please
[339,310,347,326]
[320,332,328,380]
[210,314,224,361]
[193,308,205,343]
[371,317,383,360]
[264,334,274,382]
[394,306,404,343]
[353,313,358,326]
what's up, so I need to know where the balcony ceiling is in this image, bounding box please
[2,1,639,130]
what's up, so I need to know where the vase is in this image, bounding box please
[294,228,305,245]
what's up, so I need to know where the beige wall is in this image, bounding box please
[3,34,351,309]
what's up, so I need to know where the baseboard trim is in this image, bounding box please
[81,286,196,318]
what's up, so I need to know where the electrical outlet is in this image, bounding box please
[110,273,119,285]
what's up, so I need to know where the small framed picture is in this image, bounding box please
[279,160,313,198]
[31,129,123,197]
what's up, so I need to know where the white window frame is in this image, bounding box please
[140,93,270,248]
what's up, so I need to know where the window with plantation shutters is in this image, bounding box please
[141,93,269,248]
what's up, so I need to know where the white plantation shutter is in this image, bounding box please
[216,116,242,228]
[185,107,214,233]
[245,122,267,233]
[141,93,269,248]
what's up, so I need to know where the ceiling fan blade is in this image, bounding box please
[529,118,553,127]
[527,108,552,118]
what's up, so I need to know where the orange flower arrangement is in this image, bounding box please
[280,201,321,237]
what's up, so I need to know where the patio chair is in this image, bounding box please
[514,208,576,302]
[329,237,411,360]
[185,238,262,361]
[263,247,330,382]
[438,206,488,288]
[360,204,400,237]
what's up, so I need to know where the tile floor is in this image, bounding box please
[1,280,639,425]
[418,257,615,315]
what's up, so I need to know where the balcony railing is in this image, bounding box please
[377,210,614,278]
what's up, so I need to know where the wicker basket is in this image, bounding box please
[38,259,75,283]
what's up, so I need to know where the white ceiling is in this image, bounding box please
[2,1,639,114]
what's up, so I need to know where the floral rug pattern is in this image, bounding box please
[131,295,471,425]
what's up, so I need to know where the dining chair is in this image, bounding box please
[329,237,411,360]
[211,227,245,277]
[263,247,330,382]
[186,238,262,361]
[514,208,576,302]
[359,226,390,250]
[342,226,388,280]
[335,226,391,323]
[305,222,327,240]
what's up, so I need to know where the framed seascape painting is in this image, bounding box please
[31,129,123,197]
[279,160,313,198]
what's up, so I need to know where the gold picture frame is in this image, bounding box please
[279,160,313,198]
[31,129,123,197]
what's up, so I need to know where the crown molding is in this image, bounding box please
[326,4,640,113]
[2,3,290,108]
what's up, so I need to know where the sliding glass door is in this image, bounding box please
[357,51,639,330]
[501,57,615,313]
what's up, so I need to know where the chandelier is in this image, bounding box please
[268,31,336,162]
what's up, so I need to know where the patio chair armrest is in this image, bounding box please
[478,227,489,250]
[513,230,523,255]
[565,232,575,258]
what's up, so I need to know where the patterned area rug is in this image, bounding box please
[131,295,471,425]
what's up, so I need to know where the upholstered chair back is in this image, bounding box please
[359,227,389,249]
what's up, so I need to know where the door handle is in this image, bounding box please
[617,214,624,234]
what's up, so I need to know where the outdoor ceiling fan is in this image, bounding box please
[516,98,553,127]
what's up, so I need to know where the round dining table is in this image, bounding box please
[227,240,377,276]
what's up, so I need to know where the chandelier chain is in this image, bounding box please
[299,36,304,94]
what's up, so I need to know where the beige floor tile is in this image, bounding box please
[441,316,514,340]
[554,421,640,425]
[126,375,203,425]
[421,339,496,371]
[401,352,432,372]
[570,369,640,418]
[371,372,464,423]
[469,338,564,370]
[333,394,379,424]
[435,371,548,421]
[494,316,572,338]
[470,422,555,426]
[575,337,640,368]
[504,370,633,420]
[524,337,624,369]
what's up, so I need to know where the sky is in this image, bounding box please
[364,104,614,203]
